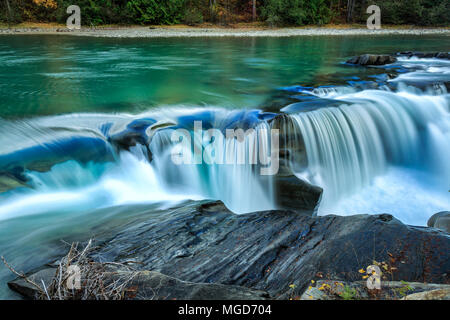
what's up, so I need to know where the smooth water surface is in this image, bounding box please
[1,34,449,117]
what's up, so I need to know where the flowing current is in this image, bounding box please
[0,56,449,227]
[290,85,450,222]
[1,84,448,226]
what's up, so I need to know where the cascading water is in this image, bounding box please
[284,84,450,223]
[0,108,278,221]
[150,121,276,214]
[0,56,449,226]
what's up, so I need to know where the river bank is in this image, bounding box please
[1,23,449,38]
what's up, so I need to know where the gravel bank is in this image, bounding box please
[1,26,449,38]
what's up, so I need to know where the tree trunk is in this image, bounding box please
[5,0,12,27]
[252,0,256,22]
[346,0,355,23]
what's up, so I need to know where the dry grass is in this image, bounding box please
[2,239,143,300]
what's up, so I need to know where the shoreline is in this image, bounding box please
[1,25,449,38]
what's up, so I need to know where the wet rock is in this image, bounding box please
[396,52,450,60]
[269,115,323,213]
[427,211,450,233]
[274,175,322,214]
[108,120,176,160]
[8,267,56,299]
[346,54,397,66]
[0,171,28,193]
[78,201,450,299]
[270,114,308,171]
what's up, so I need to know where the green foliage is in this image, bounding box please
[184,6,203,25]
[338,285,358,300]
[364,0,450,26]
[261,0,332,27]
[0,0,448,27]
[393,281,413,298]
[126,0,185,25]
[0,0,23,24]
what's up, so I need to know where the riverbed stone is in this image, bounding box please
[346,54,397,66]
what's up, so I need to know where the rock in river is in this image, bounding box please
[346,54,397,66]
[9,201,450,299]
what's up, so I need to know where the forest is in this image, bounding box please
[1,0,449,27]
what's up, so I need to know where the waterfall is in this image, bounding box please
[286,85,450,219]
[149,120,276,214]
[0,109,278,220]
[0,57,449,224]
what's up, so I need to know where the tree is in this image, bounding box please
[5,0,12,25]
[346,0,356,22]
[252,0,256,21]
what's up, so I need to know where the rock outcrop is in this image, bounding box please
[56,201,450,299]
[8,201,449,300]
[346,54,397,66]
[274,176,322,214]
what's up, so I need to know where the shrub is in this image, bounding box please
[184,7,203,25]
[260,0,332,27]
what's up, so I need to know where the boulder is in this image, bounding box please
[274,175,322,214]
[396,52,450,60]
[7,267,56,299]
[75,201,449,300]
[427,211,450,233]
[346,54,397,66]
[9,201,449,300]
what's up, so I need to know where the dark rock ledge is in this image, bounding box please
[346,52,450,66]
[346,54,397,66]
[9,200,450,300]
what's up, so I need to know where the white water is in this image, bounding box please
[391,57,450,84]
[149,121,275,214]
[0,58,449,226]
[0,109,276,220]
[0,149,203,222]
[288,84,450,225]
